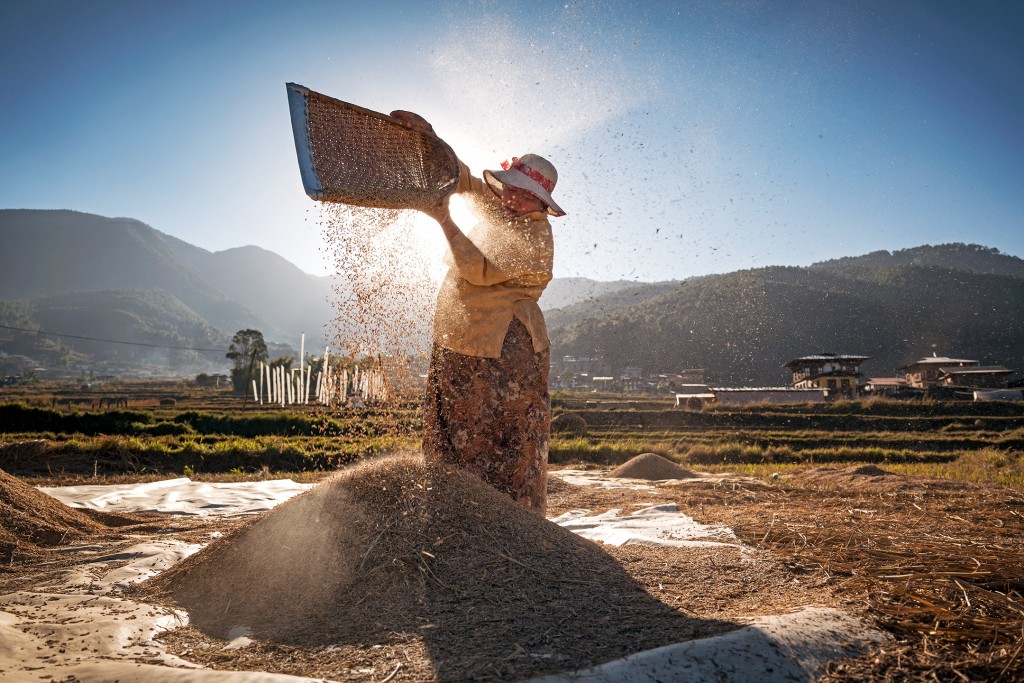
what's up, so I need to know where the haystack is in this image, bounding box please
[149,455,731,679]
[609,453,697,480]
[0,467,105,562]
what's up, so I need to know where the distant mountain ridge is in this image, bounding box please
[0,210,269,335]
[0,209,335,340]
[2,210,1020,385]
[811,244,1024,279]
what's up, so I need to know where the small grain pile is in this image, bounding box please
[609,453,697,480]
[0,467,104,562]
[149,455,732,679]
[796,465,904,491]
[551,411,588,435]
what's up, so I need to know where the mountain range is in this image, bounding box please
[2,209,1022,383]
[0,210,336,373]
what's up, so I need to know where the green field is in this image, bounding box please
[1,382,1021,488]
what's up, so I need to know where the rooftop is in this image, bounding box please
[905,356,977,366]
[940,365,1012,375]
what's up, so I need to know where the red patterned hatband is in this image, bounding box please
[500,157,554,193]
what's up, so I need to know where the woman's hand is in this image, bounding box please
[422,194,452,225]
[423,195,463,244]
[390,110,436,137]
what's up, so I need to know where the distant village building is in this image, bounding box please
[620,366,643,393]
[553,355,610,377]
[899,355,980,389]
[938,365,1012,389]
[550,355,612,391]
[784,353,869,398]
[674,384,716,409]
[672,368,706,384]
[862,377,914,397]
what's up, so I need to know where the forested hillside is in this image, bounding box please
[549,245,1024,385]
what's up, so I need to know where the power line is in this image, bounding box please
[0,323,226,353]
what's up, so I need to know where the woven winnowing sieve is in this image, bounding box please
[304,90,460,211]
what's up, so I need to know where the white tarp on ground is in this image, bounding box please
[552,504,743,550]
[39,478,314,516]
[0,476,887,682]
[0,540,334,683]
[552,469,655,489]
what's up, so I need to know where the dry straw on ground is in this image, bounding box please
[0,466,106,563]
[0,438,144,476]
[550,411,587,434]
[663,465,1024,681]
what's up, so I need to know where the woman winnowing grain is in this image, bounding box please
[391,111,566,515]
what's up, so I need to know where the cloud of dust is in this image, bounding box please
[427,4,658,167]
[156,478,370,639]
[314,2,664,384]
[317,203,444,395]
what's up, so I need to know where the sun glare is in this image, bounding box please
[410,193,480,284]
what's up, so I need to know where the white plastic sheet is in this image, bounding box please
[552,504,741,549]
[39,478,313,516]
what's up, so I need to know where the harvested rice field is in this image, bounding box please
[1,451,1021,681]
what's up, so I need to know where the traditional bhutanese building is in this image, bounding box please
[899,355,978,388]
[783,353,869,398]
[938,365,1013,389]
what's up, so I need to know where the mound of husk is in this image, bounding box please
[0,467,105,562]
[148,455,734,679]
[610,453,697,480]
[551,411,588,434]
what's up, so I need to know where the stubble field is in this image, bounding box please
[1,381,1022,680]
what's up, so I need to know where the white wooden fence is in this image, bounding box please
[249,349,388,406]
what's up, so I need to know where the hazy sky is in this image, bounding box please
[2,0,1021,281]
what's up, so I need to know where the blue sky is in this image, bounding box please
[1,0,1021,281]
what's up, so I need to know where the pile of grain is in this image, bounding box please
[149,455,730,679]
[551,411,588,434]
[792,464,927,493]
[0,467,104,562]
[609,453,697,480]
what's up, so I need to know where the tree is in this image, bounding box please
[268,355,295,372]
[226,329,268,395]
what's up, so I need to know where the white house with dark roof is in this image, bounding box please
[784,353,869,398]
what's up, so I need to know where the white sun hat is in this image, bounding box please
[483,154,566,217]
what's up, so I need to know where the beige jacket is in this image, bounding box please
[432,162,554,358]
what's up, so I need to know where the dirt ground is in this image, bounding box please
[2,463,1022,681]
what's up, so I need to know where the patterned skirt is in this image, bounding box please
[422,317,550,514]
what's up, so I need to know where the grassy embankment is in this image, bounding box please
[551,395,1024,487]
[0,389,1022,487]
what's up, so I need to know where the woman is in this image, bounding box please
[391,111,566,515]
